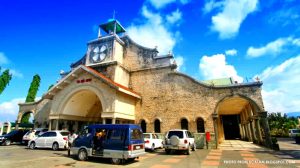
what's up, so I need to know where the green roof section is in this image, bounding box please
[99,19,126,34]
[202,77,234,86]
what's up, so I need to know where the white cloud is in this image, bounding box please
[0,98,25,116]
[257,55,300,113]
[204,0,258,39]
[10,69,24,78]
[166,9,182,24]
[225,49,237,56]
[0,52,9,65]
[199,54,243,82]
[247,37,300,58]
[127,6,176,54]
[175,56,185,71]
[148,0,190,9]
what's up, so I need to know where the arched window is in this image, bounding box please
[154,119,161,133]
[196,118,205,133]
[181,118,189,130]
[141,120,147,133]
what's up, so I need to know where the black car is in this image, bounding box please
[0,130,28,146]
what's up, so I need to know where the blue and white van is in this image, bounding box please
[70,124,146,164]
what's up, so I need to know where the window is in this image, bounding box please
[154,119,161,133]
[41,132,51,137]
[167,131,184,139]
[141,120,147,133]
[143,134,150,139]
[181,118,189,130]
[60,131,69,136]
[107,129,123,140]
[196,118,205,133]
[187,131,194,138]
[48,132,57,137]
[131,129,143,140]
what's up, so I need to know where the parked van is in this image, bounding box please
[70,124,146,164]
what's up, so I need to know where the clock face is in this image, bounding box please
[90,44,108,63]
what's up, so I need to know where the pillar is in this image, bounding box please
[55,120,59,130]
[48,120,52,130]
[112,118,116,124]
[254,118,263,144]
[102,118,106,124]
[249,119,256,142]
[258,111,272,148]
[212,113,218,149]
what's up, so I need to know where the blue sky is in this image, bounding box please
[0,0,300,122]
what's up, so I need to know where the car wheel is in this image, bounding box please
[165,149,171,154]
[192,143,196,151]
[78,149,88,161]
[186,145,190,155]
[151,144,155,152]
[111,158,123,165]
[52,142,59,151]
[4,140,11,146]
[29,142,35,149]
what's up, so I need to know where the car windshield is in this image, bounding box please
[60,131,69,136]
[131,129,143,140]
[143,134,150,139]
[167,131,184,139]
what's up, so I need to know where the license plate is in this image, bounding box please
[135,146,141,149]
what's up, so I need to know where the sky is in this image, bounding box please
[0,0,300,122]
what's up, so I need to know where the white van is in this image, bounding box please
[289,129,300,138]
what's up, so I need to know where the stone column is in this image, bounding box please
[48,120,52,130]
[55,120,59,130]
[254,117,263,144]
[212,113,218,149]
[102,118,106,124]
[249,119,256,142]
[112,118,116,124]
[15,120,20,130]
[258,111,272,148]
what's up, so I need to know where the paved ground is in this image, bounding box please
[0,140,299,168]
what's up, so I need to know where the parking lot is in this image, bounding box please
[0,140,300,168]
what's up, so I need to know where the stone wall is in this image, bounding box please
[130,68,264,134]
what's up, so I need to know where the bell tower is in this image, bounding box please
[85,19,129,87]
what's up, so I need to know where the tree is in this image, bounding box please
[268,112,299,137]
[0,68,12,95]
[21,74,41,123]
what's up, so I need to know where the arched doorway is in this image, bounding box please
[57,89,103,131]
[181,118,189,130]
[216,95,262,144]
[21,111,34,124]
[196,117,205,133]
[154,119,161,133]
[141,120,147,133]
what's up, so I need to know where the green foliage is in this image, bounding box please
[268,112,299,137]
[21,112,31,124]
[22,74,41,123]
[25,74,41,103]
[0,68,12,94]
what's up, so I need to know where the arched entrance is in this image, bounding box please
[154,119,161,133]
[141,120,147,133]
[20,111,34,124]
[51,89,103,131]
[215,95,263,144]
[181,118,189,130]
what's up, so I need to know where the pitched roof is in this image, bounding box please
[43,65,141,99]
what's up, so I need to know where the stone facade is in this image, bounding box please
[16,20,272,148]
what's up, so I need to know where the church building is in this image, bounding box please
[17,20,272,148]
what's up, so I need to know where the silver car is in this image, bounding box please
[28,130,69,150]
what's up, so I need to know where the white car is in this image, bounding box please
[163,129,196,155]
[28,130,69,150]
[143,133,163,151]
[22,128,48,145]
[289,129,300,138]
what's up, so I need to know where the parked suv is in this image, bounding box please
[163,129,196,155]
